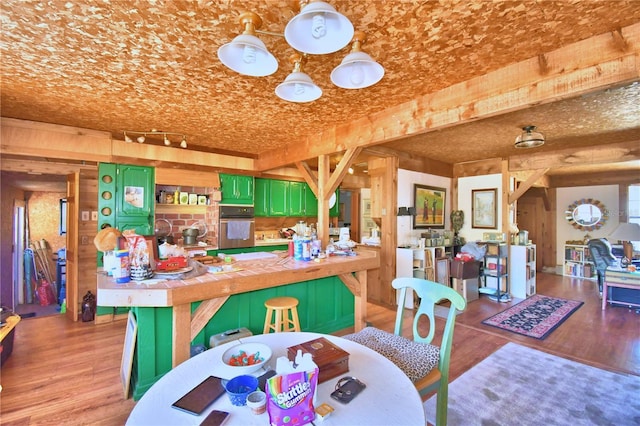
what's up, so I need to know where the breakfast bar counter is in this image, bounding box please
[97,250,379,399]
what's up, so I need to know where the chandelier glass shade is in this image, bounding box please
[217,13,278,77]
[331,31,384,89]
[217,1,383,102]
[514,125,545,148]
[123,130,187,149]
[284,1,354,55]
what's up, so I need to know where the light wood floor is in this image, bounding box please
[1,272,638,425]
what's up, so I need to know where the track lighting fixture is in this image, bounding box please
[123,130,188,149]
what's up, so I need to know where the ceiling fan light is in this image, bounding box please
[515,125,545,149]
[285,1,354,54]
[275,71,322,103]
[218,33,278,77]
[331,50,384,89]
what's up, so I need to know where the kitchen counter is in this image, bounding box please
[254,238,291,246]
[97,250,379,368]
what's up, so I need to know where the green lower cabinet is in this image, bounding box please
[129,276,354,400]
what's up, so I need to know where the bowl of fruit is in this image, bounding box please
[221,342,272,375]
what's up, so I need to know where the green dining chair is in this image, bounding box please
[344,277,467,426]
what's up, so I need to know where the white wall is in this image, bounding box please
[556,185,619,265]
[396,169,451,246]
[457,174,503,243]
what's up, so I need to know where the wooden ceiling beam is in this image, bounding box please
[509,140,640,171]
[294,161,318,197]
[509,168,550,204]
[325,147,362,200]
[254,23,640,171]
[549,169,640,188]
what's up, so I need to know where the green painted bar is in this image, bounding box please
[129,275,354,400]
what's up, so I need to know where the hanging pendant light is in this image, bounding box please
[275,54,322,103]
[285,1,354,55]
[514,125,545,148]
[217,12,278,77]
[331,31,384,89]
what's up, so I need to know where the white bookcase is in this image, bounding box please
[563,244,596,280]
[396,246,450,308]
[510,244,536,299]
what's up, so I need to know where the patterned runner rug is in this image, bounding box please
[481,294,583,339]
[424,342,640,425]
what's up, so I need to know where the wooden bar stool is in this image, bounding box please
[263,296,301,333]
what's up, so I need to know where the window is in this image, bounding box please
[628,184,640,251]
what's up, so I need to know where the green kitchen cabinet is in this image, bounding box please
[254,178,269,217]
[219,173,254,205]
[268,179,289,216]
[115,164,155,235]
[289,181,306,216]
[98,163,154,237]
[304,184,318,217]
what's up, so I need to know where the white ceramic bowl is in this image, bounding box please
[221,342,272,375]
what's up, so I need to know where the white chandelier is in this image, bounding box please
[217,1,384,103]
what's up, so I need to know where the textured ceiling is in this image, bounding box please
[1,1,640,176]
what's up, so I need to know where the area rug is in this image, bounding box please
[424,342,640,426]
[481,294,583,339]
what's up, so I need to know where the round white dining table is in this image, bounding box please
[126,331,426,426]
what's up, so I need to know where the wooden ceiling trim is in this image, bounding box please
[509,140,640,171]
[0,158,95,175]
[453,158,503,177]
[112,140,253,171]
[255,23,640,172]
[363,146,453,177]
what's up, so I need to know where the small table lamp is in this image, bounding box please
[608,222,640,263]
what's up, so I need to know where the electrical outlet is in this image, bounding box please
[81,235,89,245]
[81,211,89,221]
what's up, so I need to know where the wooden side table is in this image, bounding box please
[602,268,640,310]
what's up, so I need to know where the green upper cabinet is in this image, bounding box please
[254,178,269,217]
[219,173,254,205]
[115,164,155,235]
[303,184,318,217]
[269,179,289,216]
[289,181,306,217]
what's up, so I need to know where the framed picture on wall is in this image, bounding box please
[414,184,446,229]
[472,188,497,229]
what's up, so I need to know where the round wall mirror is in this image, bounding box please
[565,199,608,231]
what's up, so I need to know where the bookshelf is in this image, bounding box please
[563,244,596,280]
[510,244,536,299]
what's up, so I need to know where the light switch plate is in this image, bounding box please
[91,211,98,221]
[81,211,89,221]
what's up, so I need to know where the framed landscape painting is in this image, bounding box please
[414,184,446,229]
[472,188,497,229]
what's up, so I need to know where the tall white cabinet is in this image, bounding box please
[510,244,537,299]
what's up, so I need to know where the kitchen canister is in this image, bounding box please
[302,237,311,261]
[293,238,303,261]
[113,249,131,283]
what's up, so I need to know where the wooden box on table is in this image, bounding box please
[287,337,349,383]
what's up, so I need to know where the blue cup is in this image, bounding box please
[224,375,258,406]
